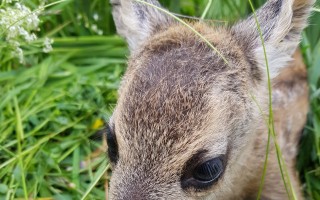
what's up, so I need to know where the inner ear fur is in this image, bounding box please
[231,0,314,79]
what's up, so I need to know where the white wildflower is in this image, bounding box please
[25,33,37,42]
[43,37,54,53]
[77,14,82,21]
[0,2,41,62]
[91,24,98,32]
[11,46,24,63]
[97,30,103,36]
[90,24,103,35]
[93,13,99,21]
[68,182,76,189]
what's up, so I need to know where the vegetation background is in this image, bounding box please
[0,0,319,199]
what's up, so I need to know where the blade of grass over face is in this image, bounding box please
[247,1,290,199]
[248,1,298,199]
[249,92,272,200]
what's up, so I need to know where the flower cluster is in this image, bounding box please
[0,3,40,40]
[77,13,104,36]
[43,37,54,53]
[0,2,53,63]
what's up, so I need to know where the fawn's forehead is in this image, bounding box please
[114,24,251,155]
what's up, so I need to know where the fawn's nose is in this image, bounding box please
[109,182,153,200]
[109,165,183,200]
[111,189,148,200]
[109,169,154,200]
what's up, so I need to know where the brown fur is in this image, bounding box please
[108,0,313,199]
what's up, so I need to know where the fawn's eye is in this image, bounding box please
[193,157,224,184]
[181,155,225,190]
[106,124,119,164]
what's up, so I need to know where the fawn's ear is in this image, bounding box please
[232,0,314,78]
[111,0,173,51]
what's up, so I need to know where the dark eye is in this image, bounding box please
[106,124,119,164]
[182,156,225,190]
[193,157,224,183]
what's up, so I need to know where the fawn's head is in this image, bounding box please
[107,0,313,199]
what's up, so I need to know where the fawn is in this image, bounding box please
[107,0,314,199]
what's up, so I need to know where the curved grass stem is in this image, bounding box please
[248,0,297,199]
[201,0,213,20]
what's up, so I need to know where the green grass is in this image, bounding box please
[0,0,319,199]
